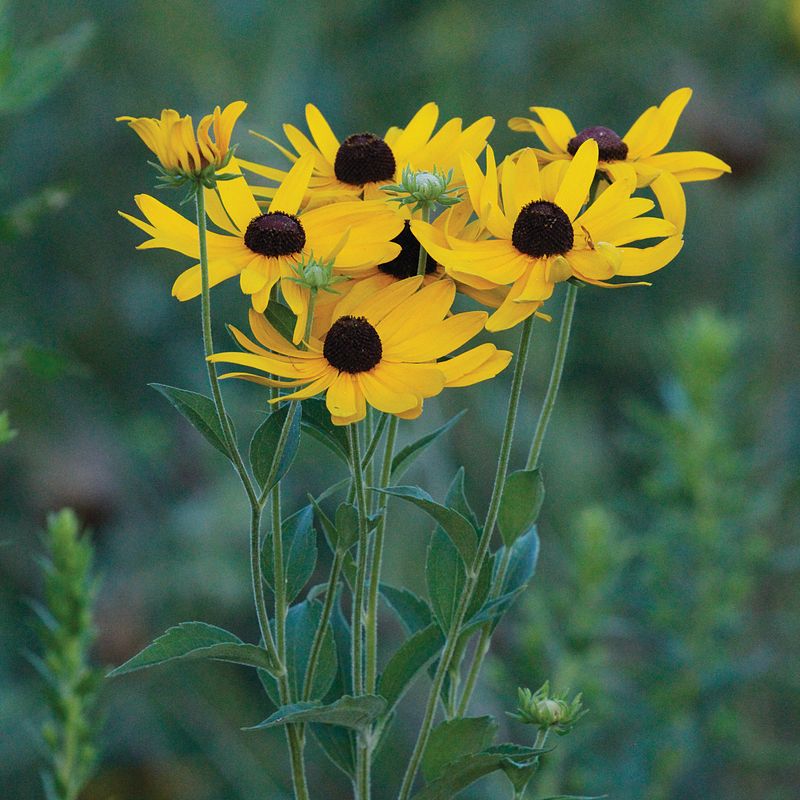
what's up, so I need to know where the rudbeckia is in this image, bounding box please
[508,88,731,230]
[120,155,403,342]
[118,101,247,180]
[238,103,494,205]
[412,142,682,331]
[209,277,512,425]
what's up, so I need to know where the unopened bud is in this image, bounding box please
[508,681,587,735]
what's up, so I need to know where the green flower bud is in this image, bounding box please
[508,681,587,735]
[381,164,462,213]
[287,251,349,295]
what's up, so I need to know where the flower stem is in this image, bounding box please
[397,315,534,800]
[416,206,431,276]
[526,282,578,470]
[365,414,399,694]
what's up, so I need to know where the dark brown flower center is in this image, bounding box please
[244,212,306,257]
[378,220,438,279]
[323,315,383,373]
[511,200,574,258]
[567,126,628,162]
[334,133,396,186]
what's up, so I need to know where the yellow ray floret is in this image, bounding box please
[508,88,731,231]
[118,101,247,176]
[120,156,404,342]
[412,142,681,332]
[209,277,512,425]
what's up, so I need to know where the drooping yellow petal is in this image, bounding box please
[439,343,513,387]
[616,235,684,276]
[554,139,598,220]
[643,150,732,182]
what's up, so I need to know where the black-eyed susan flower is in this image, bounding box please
[209,277,512,426]
[411,142,682,331]
[508,88,731,230]
[120,156,403,342]
[238,103,494,205]
[118,101,247,188]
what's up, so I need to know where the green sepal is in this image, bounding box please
[108,621,276,677]
[150,383,233,459]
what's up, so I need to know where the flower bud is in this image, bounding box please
[508,681,587,735]
[382,164,462,213]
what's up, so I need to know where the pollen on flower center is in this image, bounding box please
[378,221,438,280]
[511,200,574,258]
[334,133,397,186]
[323,315,383,373]
[567,126,629,162]
[244,212,306,257]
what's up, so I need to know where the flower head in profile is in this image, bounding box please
[118,101,247,189]
[412,142,682,331]
[238,102,494,206]
[120,155,403,342]
[209,278,512,425]
[509,88,731,230]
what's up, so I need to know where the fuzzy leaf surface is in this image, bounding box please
[247,694,386,731]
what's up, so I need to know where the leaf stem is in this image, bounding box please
[397,315,535,800]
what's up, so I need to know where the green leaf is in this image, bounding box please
[301,397,349,462]
[378,485,477,565]
[378,623,444,711]
[0,410,16,444]
[264,300,297,344]
[310,724,355,778]
[380,585,432,635]
[426,527,465,632]
[249,404,301,490]
[261,600,337,704]
[262,505,317,602]
[444,467,479,530]
[108,622,274,677]
[391,410,467,480]
[150,383,233,459]
[247,695,386,731]
[422,716,499,782]
[334,502,360,551]
[412,744,543,800]
[498,468,545,546]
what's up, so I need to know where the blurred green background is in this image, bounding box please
[2,1,799,798]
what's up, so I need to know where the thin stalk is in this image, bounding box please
[526,283,578,469]
[195,187,258,507]
[303,289,317,346]
[271,483,287,666]
[416,206,431,276]
[365,414,399,693]
[457,283,579,715]
[362,412,389,471]
[397,315,534,800]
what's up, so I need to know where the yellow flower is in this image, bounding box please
[412,142,682,331]
[209,277,512,426]
[508,88,731,230]
[120,155,403,342]
[238,102,494,205]
[117,101,247,178]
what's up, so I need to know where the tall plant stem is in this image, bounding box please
[527,280,578,469]
[456,283,579,716]
[397,315,535,800]
[416,206,431,276]
[365,414,399,693]
[348,422,371,800]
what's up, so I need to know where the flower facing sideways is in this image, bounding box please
[209,277,512,425]
[118,101,247,187]
[412,141,682,331]
[508,88,731,230]
[120,155,403,342]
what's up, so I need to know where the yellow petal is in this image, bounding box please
[616,235,684,276]
[554,139,598,220]
[531,106,577,151]
[305,104,340,164]
[270,153,315,215]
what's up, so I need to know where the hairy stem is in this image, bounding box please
[416,206,431,276]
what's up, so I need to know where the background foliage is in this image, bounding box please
[1,1,798,798]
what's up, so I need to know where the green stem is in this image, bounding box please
[365,414,399,694]
[362,412,389,472]
[526,282,578,470]
[416,206,431,276]
[272,483,287,667]
[195,187,258,508]
[303,289,317,346]
[397,315,535,800]
[456,283,579,716]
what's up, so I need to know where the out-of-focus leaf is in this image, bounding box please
[310,724,355,778]
[422,716,498,781]
[249,404,301,490]
[390,410,466,480]
[378,623,444,711]
[380,584,432,635]
[108,622,275,676]
[301,397,350,462]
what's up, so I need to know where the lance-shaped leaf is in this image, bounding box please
[377,485,477,565]
[247,695,386,731]
[378,623,444,711]
[422,716,498,782]
[391,410,467,480]
[498,468,545,546]
[380,584,432,635]
[301,397,350,463]
[250,404,301,491]
[262,505,317,602]
[150,384,233,459]
[412,744,544,800]
[108,622,275,677]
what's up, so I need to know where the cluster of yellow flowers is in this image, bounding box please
[120,93,729,425]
